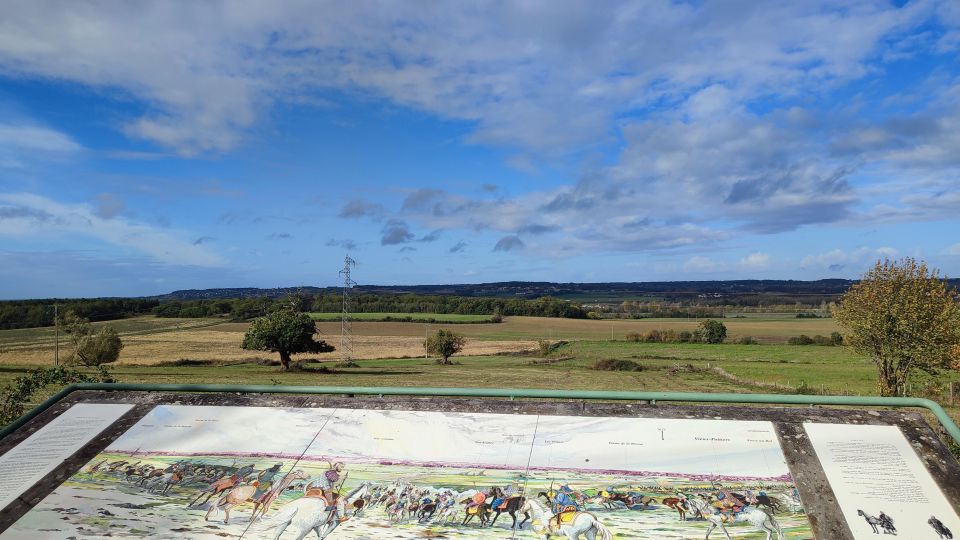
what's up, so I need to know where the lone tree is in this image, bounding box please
[426,329,466,365]
[833,258,960,397]
[242,309,334,370]
[62,311,123,367]
[695,319,727,344]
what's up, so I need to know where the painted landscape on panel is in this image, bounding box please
[2,405,813,539]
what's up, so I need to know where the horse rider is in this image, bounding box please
[304,462,348,523]
[879,512,896,533]
[252,463,284,501]
[553,485,580,514]
[711,492,743,522]
[232,464,256,484]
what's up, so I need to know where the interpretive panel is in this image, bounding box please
[806,423,960,539]
[0,403,133,511]
[2,404,812,539]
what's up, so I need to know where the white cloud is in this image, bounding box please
[0,1,934,155]
[942,243,960,256]
[683,255,722,272]
[0,122,81,168]
[0,193,223,267]
[800,246,898,273]
[739,252,771,270]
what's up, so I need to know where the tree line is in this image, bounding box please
[0,298,160,330]
[152,293,587,320]
[0,293,587,329]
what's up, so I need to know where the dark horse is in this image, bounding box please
[417,501,437,523]
[754,493,784,514]
[488,488,529,529]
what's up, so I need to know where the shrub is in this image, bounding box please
[592,359,643,372]
[694,320,727,344]
[735,336,758,345]
[0,366,114,425]
[625,332,642,342]
[490,308,503,323]
[788,335,815,345]
[537,339,553,356]
[587,311,601,320]
[678,331,694,343]
[830,331,843,345]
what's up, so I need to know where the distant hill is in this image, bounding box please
[155,279,898,301]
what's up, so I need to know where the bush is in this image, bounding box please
[678,331,694,343]
[625,332,642,342]
[794,380,818,395]
[592,359,643,372]
[0,366,114,425]
[694,320,727,344]
[537,339,553,356]
[734,336,758,345]
[795,313,821,318]
[587,311,601,320]
[490,308,503,323]
[789,334,842,346]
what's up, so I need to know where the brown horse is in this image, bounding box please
[662,497,686,521]
[206,482,260,524]
[190,474,237,507]
[462,503,492,527]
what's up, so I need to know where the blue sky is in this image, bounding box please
[1,1,959,299]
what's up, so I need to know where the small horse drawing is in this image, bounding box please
[858,509,897,535]
[753,494,784,514]
[704,506,784,540]
[661,497,686,520]
[461,502,492,527]
[189,474,236,507]
[929,515,954,539]
[206,482,260,524]
[145,471,182,495]
[488,490,529,529]
[685,496,711,520]
[521,498,613,540]
[858,510,882,534]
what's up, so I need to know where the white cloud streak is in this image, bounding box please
[0,193,223,267]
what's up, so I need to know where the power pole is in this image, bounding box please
[54,303,59,366]
[338,255,358,367]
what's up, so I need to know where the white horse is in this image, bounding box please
[704,506,784,540]
[254,497,338,540]
[521,498,613,540]
[434,504,460,524]
[254,484,365,540]
[685,497,711,520]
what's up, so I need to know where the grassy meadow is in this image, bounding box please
[308,312,493,322]
[0,314,957,423]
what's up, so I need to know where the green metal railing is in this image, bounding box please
[2,383,959,447]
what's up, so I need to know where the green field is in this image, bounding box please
[308,312,493,323]
[0,315,957,428]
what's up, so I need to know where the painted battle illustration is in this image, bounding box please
[1,405,814,539]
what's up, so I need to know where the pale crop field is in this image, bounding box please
[0,316,536,366]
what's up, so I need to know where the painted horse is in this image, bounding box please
[705,506,783,540]
[521,498,613,540]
